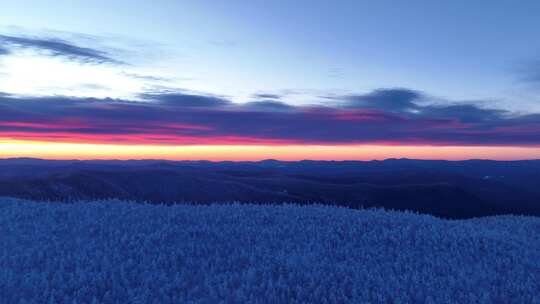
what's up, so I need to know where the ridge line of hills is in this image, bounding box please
[1,158,539,219]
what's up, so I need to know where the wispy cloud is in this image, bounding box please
[0,34,121,64]
[0,46,10,56]
[251,93,282,100]
[515,58,540,88]
[1,88,539,146]
[120,72,170,82]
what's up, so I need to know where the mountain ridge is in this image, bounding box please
[1,158,539,219]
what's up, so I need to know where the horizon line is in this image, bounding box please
[2,156,540,163]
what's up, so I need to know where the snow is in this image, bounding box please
[0,198,538,303]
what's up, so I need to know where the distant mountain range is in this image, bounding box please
[1,158,540,219]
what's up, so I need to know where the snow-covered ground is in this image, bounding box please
[0,198,538,303]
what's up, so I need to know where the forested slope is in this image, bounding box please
[0,198,538,303]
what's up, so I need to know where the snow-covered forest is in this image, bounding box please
[0,198,538,303]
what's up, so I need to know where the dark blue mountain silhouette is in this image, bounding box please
[1,158,540,218]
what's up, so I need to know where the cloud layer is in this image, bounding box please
[0,88,539,146]
[0,34,120,64]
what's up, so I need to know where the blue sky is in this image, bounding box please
[2,0,540,111]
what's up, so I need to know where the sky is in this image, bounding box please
[1,0,540,160]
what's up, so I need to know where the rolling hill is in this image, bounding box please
[0,198,538,303]
[1,158,540,218]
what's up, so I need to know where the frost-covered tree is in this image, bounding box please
[0,198,538,303]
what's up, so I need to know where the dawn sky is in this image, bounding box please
[1,0,540,160]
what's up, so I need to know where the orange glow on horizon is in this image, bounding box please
[1,139,540,161]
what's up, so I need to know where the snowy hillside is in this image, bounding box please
[0,198,538,303]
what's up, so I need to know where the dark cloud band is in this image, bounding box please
[0,89,539,146]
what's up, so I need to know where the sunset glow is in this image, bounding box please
[2,140,539,161]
